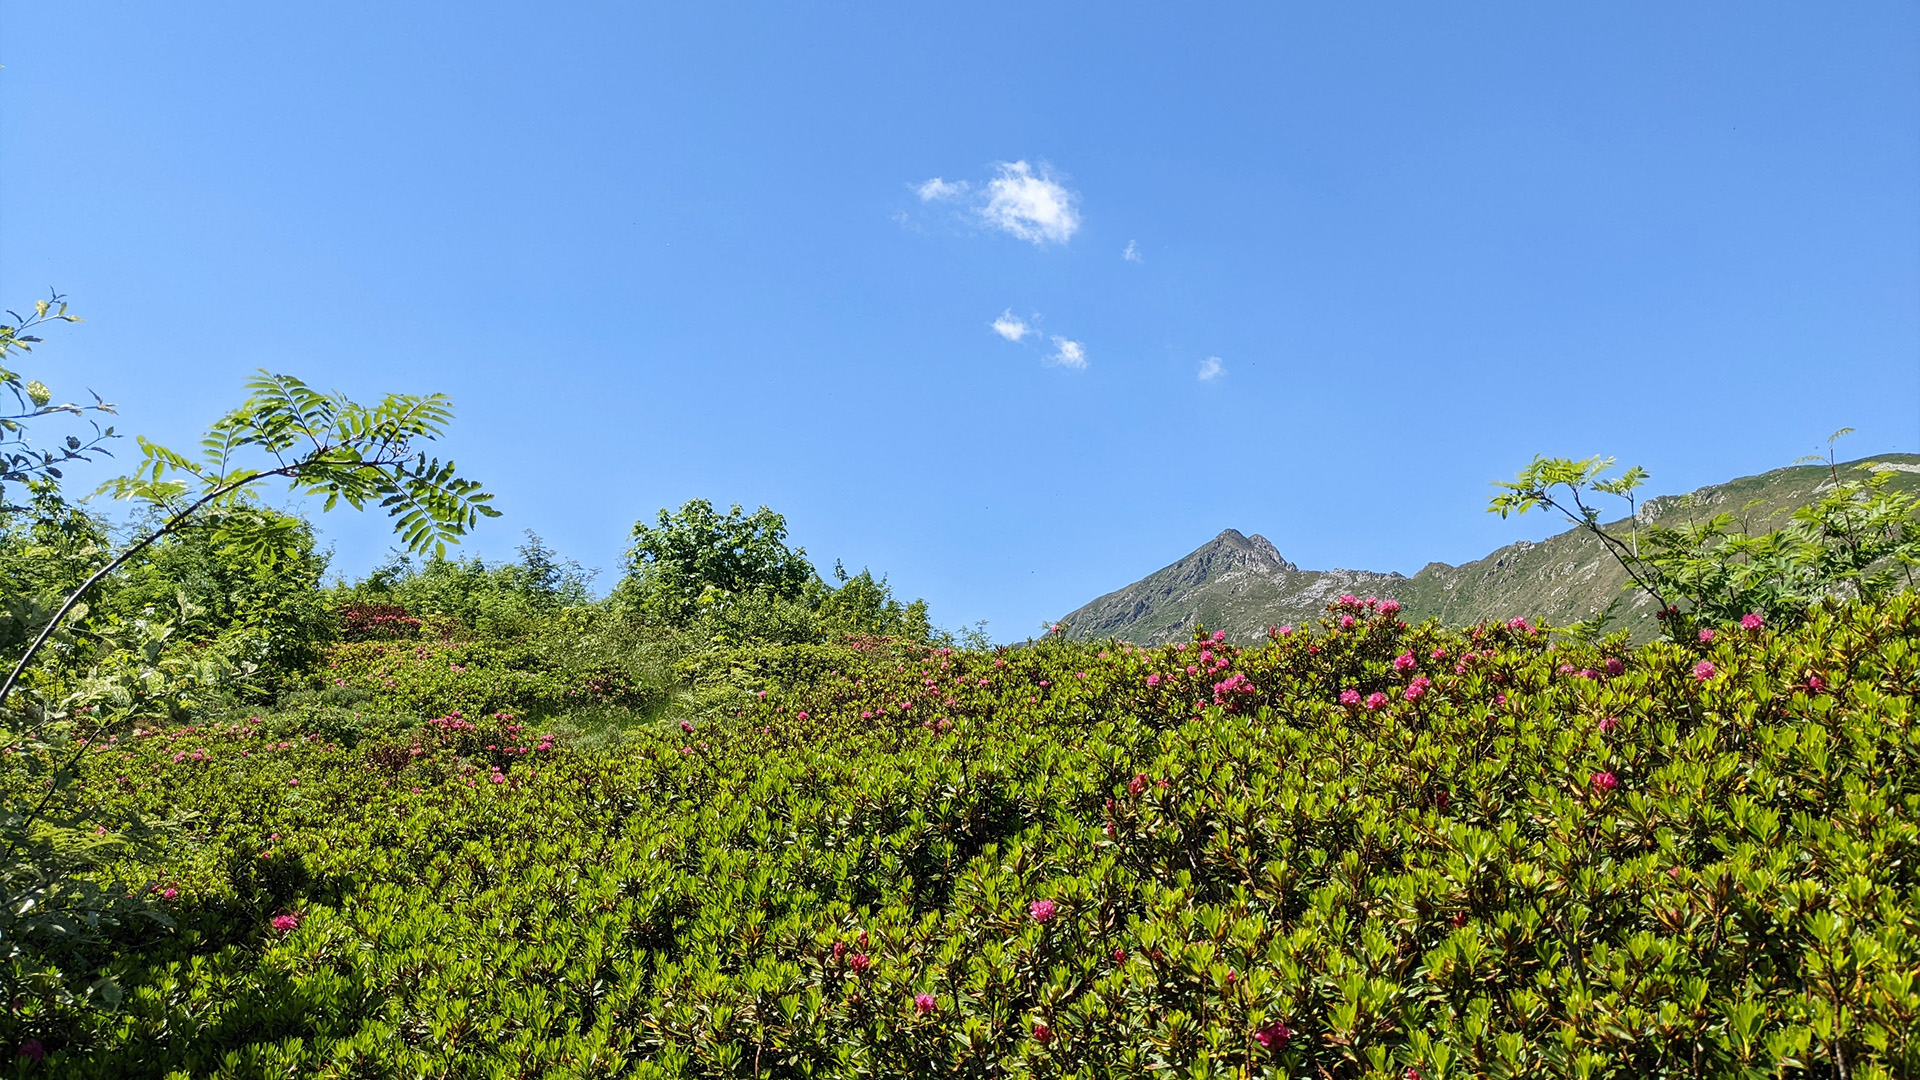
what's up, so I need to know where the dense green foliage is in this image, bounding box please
[3,593,1915,1077]
[1493,441,1920,639]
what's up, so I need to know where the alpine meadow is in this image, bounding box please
[3,5,1919,1079]
[2,301,1918,1078]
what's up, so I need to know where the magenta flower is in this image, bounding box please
[1604,657,1625,676]
[271,912,301,933]
[1507,617,1531,633]
[1698,628,1715,643]
[1029,899,1057,922]
[680,719,694,733]
[1113,947,1127,962]
[1212,630,1227,643]
[1338,593,1359,605]
[1339,614,1356,629]
[1404,675,1431,701]
[1693,660,1717,681]
[1364,691,1389,711]
[161,887,178,900]
[1128,773,1147,795]
[1032,1021,1052,1043]
[1145,673,1162,687]
[1590,771,1618,793]
[1393,651,1416,672]
[913,993,936,1015]
[1741,612,1764,630]
[1597,716,1619,734]
[1253,1020,1292,1048]
[1381,598,1401,614]
[849,953,871,972]
[1279,624,1293,636]
[1339,689,1361,707]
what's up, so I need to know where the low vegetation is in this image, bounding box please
[2,302,1917,1077]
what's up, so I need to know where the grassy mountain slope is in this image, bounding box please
[1062,454,1920,643]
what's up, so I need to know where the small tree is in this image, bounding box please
[616,500,817,625]
[1491,433,1920,638]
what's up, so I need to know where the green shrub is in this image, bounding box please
[6,595,1917,1077]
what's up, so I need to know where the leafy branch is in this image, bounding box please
[1,371,498,712]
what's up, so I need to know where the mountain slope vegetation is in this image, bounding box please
[1062,455,1920,644]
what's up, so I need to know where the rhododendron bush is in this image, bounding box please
[4,594,1918,1078]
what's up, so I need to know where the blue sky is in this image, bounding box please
[3,3,1917,639]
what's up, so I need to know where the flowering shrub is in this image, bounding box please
[4,594,1918,1077]
[336,602,423,642]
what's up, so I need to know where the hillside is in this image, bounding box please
[1062,453,1920,643]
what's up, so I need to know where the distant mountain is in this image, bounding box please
[1060,454,1920,644]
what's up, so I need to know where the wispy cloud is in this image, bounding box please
[981,161,1080,245]
[1049,337,1088,370]
[915,177,968,201]
[991,310,1031,342]
[1122,240,1142,263]
[1198,356,1224,381]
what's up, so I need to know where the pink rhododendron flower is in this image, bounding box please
[1741,612,1764,630]
[1430,648,1446,660]
[1339,614,1356,629]
[1029,899,1057,922]
[161,887,178,900]
[1597,716,1619,734]
[1212,630,1227,643]
[1693,660,1717,681]
[1590,771,1618,793]
[1394,652,1416,672]
[272,912,301,933]
[849,953,871,972]
[1806,674,1826,692]
[1279,624,1293,636]
[1698,628,1715,643]
[1253,1021,1292,1048]
[832,941,845,961]
[1604,657,1625,676]
[1507,617,1531,633]
[1365,692,1389,711]
[913,993,936,1015]
[1032,1022,1052,1043]
[1145,673,1161,687]
[680,719,693,733]
[1113,947,1126,962]
[1128,773,1147,795]
[1339,593,1359,605]
[1339,689,1362,707]
[1404,675,1431,701]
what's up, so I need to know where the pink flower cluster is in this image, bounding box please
[1029,899,1057,923]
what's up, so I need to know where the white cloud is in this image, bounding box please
[1122,240,1142,263]
[1049,336,1088,370]
[915,177,968,201]
[1198,356,1224,381]
[981,161,1080,245]
[991,310,1030,342]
